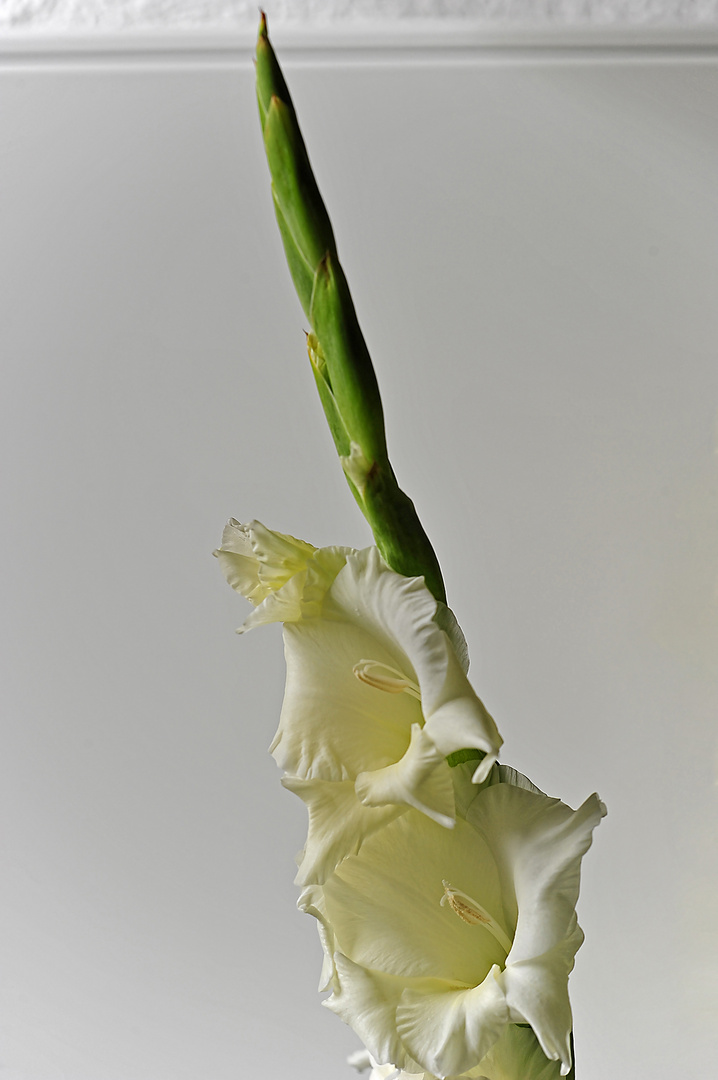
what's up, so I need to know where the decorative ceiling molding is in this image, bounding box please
[3,0,718,34]
[2,1,718,58]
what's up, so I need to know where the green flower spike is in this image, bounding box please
[256,13,446,605]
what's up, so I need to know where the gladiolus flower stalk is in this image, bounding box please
[255,13,446,605]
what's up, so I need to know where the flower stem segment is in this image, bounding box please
[255,13,446,605]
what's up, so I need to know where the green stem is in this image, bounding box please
[255,12,446,605]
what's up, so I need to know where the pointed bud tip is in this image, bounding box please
[258,10,268,38]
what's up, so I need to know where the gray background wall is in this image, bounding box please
[1,17,717,1080]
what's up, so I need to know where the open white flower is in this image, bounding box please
[308,766,604,1080]
[216,521,502,882]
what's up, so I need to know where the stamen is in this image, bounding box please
[353,659,421,701]
[440,879,513,955]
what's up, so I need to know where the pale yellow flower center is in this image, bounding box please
[353,659,421,701]
[440,879,513,955]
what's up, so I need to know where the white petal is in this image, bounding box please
[467,784,605,1073]
[214,519,265,604]
[322,812,506,986]
[272,617,421,781]
[247,519,316,583]
[330,550,502,778]
[356,724,456,829]
[469,786,606,962]
[395,967,509,1079]
[282,775,404,885]
[214,519,316,604]
[219,518,255,555]
[324,953,411,1071]
[347,1047,373,1072]
[241,546,350,631]
[500,920,583,1074]
[297,884,338,993]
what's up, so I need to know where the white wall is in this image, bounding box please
[1,30,717,1080]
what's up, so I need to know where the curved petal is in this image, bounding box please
[395,967,509,1079]
[469,785,606,962]
[297,884,338,993]
[273,615,421,780]
[214,519,316,603]
[323,812,506,986]
[468,784,606,1074]
[242,546,350,631]
[282,775,405,885]
[329,550,502,778]
[356,724,456,829]
[324,953,412,1072]
[500,919,583,1075]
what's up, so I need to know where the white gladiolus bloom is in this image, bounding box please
[217,520,604,1078]
[215,521,503,883]
[307,765,605,1080]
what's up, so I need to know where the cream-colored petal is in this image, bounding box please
[329,550,502,780]
[469,786,606,962]
[214,548,263,602]
[467,784,605,1073]
[272,617,421,781]
[323,953,411,1071]
[500,918,583,1075]
[356,724,456,829]
[369,1064,425,1080]
[218,518,255,556]
[214,518,316,603]
[239,568,309,629]
[297,884,338,993]
[241,546,351,631]
[323,812,506,986]
[248,519,316,588]
[214,519,266,604]
[395,967,509,1079]
[282,775,405,885]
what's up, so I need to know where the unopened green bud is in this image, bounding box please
[255,14,446,606]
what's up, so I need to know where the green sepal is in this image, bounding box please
[446,747,484,768]
[309,253,387,467]
[263,97,337,316]
[475,1023,566,1080]
[307,333,352,458]
[271,191,315,320]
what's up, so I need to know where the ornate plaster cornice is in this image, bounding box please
[2,1,718,35]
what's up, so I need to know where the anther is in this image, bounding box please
[352,659,421,701]
[440,880,513,954]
